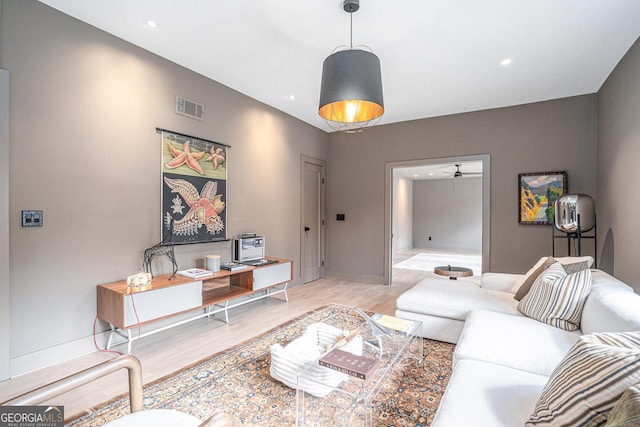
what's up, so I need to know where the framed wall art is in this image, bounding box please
[518,171,567,225]
[159,128,229,244]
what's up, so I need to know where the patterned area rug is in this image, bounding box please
[68,304,454,426]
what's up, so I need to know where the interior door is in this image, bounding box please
[302,159,325,283]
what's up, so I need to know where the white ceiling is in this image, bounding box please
[38,0,640,133]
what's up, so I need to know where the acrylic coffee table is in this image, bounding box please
[295,308,423,426]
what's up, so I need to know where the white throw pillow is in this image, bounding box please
[527,332,640,426]
[517,262,592,331]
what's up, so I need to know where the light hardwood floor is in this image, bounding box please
[0,262,431,420]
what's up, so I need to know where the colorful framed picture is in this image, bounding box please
[518,171,567,225]
[159,129,228,244]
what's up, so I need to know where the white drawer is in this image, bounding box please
[123,281,202,327]
[253,262,292,291]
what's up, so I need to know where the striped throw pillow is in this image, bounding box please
[527,332,640,426]
[517,262,592,331]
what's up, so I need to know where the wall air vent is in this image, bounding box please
[176,95,204,121]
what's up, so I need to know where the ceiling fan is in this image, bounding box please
[444,164,483,178]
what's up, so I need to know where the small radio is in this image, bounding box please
[233,234,265,262]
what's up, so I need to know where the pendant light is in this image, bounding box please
[318,0,384,133]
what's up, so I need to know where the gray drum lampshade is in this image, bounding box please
[554,194,596,233]
[318,49,384,124]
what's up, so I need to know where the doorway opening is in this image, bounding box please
[384,154,491,286]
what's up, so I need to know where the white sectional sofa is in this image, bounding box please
[395,258,640,426]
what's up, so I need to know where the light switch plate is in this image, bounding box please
[22,210,43,227]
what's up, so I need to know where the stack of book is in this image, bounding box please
[177,268,214,279]
[318,349,380,380]
[220,262,248,271]
[371,313,413,333]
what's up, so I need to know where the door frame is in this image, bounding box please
[384,154,491,285]
[300,156,326,282]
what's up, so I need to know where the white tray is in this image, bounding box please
[269,322,362,397]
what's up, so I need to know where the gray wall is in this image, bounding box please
[392,173,413,252]
[413,177,482,251]
[1,0,328,375]
[597,38,640,290]
[326,95,598,280]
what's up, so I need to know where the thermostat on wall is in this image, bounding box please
[22,210,43,227]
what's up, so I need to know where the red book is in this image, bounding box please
[318,349,380,380]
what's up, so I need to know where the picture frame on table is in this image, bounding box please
[518,171,567,225]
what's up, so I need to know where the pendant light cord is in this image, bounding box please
[350,11,353,49]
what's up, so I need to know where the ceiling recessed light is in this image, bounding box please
[288,94,296,101]
[501,58,512,66]
[146,20,157,28]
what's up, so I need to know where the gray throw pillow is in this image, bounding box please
[513,256,557,301]
[605,385,640,427]
[562,260,589,274]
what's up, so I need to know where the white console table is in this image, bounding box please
[97,257,292,352]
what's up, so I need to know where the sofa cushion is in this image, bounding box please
[395,277,519,322]
[605,385,640,427]
[526,332,640,426]
[480,272,522,292]
[393,310,465,344]
[454,309,580,376]
[518,263,592,331]
[431,359,548,427]
[513,257,557,300]
[581,270,640,334]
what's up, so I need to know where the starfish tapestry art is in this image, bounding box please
[160,130,228,244]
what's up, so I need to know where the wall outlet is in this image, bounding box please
[428,236,432,241]
[22,210,43,227]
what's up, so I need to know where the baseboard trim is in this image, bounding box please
[10,331,111,378]
[9,292,287,377]
[324,270,387,285]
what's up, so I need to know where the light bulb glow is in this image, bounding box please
[346,101,358,123]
